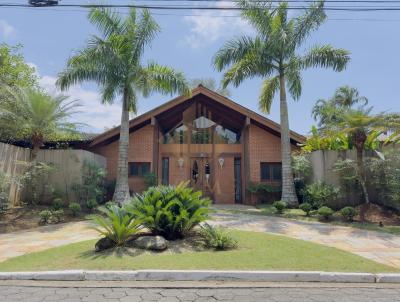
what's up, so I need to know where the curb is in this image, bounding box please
[0,270,399,283]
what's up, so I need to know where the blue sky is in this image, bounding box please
[0,0,399,135]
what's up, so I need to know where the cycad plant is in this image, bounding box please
[57,8,190,204]
[128,182,211,240]
[0,87,79,160]
[213,0,349,206]
[91,205,142,246]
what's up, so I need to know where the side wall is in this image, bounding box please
[91,124,155,193]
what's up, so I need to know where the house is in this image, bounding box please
[89,85,305,204]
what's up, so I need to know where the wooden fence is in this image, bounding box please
[0,142,106,206]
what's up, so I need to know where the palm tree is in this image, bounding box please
[0,87,79,160]
[312,86,368,130]
[213,0,350,206]
[333,108,398,220]
[57,8,190,205]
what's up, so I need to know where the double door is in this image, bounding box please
[190,157,212,197]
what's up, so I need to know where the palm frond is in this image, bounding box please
[301,45,350,72]
[89,8,123,38]
[259,76,279,113]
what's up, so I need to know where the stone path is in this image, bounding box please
[0,221,97,262]
[211,211,400,268]
[1,209,400,268]
[1,284,400,301]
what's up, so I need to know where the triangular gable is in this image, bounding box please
[90,85,305,147]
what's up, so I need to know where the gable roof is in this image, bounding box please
[90,85,306,147]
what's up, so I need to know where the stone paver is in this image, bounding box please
[0,221,97,262]
[210,211,400,268]
[1,285,400,301]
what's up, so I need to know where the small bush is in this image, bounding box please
[39,210,52,224]
[86,199,98,211]
[199,223,238,251]
[52,198,64,210]
[272,201,287,214]
[144,172,157,188]
[52,209,64,223]
[104,201,114,210]
[317,206,334,220]
[299,202,312,216]
[303,182,340,209]
[128,181,211,240]
[69,202,81,217]
[340,206,357,222]
[91,205,142,246]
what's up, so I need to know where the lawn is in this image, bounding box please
[0,230,397,273]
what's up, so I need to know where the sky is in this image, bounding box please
[0,0,399,135]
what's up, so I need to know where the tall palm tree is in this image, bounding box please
[213,0,350,206]
[0,87,79,160]
[57,8,190,205]
[312,86,368,130]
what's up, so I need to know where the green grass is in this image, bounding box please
[221,205,400,236]
[0,230,397,273]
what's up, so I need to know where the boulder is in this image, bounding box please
[95,237,115,252]
[133,235,168,251]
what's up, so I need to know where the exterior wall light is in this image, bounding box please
[218,157,224,168]
[178,158,184,168]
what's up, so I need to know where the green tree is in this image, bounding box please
[332,108,399,220]
[312,86,368,130]
[189,78,231,97]
[57,8,190,204]
[0,88,80,160]
[213,0,349,206]
[0,44,38,88]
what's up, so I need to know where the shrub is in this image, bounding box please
[317,206,334,220]
[199,223,238,251]
[72,160,107,205]
[52,198,64,210]
[86,199,98,211]
[52,209,64,223]
[340,206,357,222]
[104,201,114,210]
[0,171,10,214]
[299,202,312,216]
[69,202,81,216]
[128,181,211,240]
[144,172,157,188]
[272,201,286,214]
[303,182,340,209]
[39,210,52,224]
[91,205,142,246]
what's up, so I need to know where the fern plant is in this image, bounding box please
[91,205,142,246]
[128,182,211,240]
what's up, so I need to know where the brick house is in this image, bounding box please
[89,85,305,204]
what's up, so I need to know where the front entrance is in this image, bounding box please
[190,157,213,198]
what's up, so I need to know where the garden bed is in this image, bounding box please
[0,205,88,234]
[0,230,396,273]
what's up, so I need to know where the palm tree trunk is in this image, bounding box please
[113,91,131,205]
[31,144,40,161]
[279,73,298,207]
[356,146,370,221]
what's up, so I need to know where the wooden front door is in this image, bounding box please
[190,157,212,198]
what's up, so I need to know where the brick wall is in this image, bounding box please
[91,124,154,193]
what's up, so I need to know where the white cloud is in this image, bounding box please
[38,75,122,133]
[183,1,252,48]
[0,19,16,39]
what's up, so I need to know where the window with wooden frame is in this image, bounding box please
[129,162,150,177]
[260,162,282,181]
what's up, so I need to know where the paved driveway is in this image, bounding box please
[0,210,400,268]
[210,211,400,268]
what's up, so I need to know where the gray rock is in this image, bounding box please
[133,235,168,251]
[95,237,115,252]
